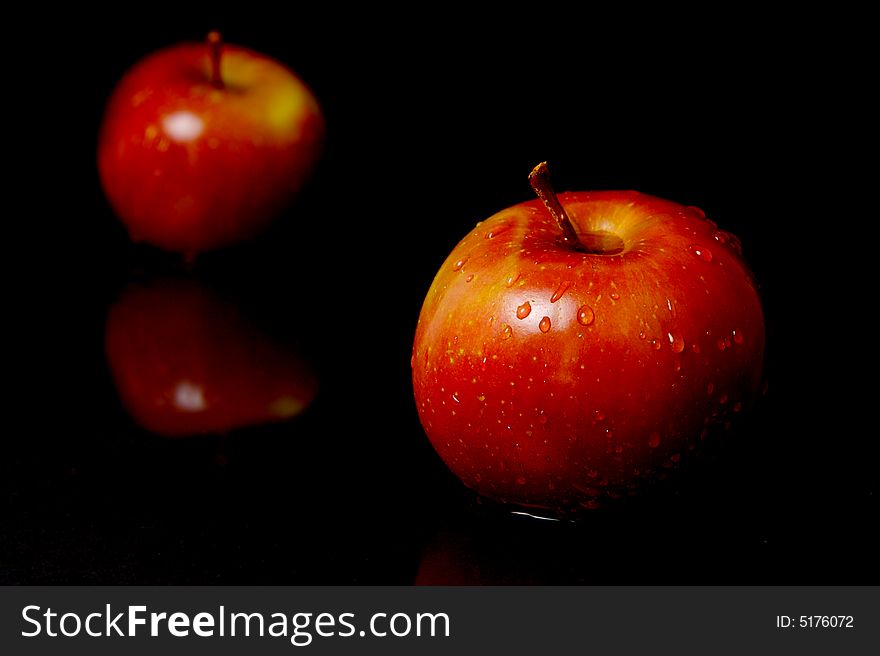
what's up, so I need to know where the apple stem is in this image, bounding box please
[207,31,224,88]
[529,162,582,249]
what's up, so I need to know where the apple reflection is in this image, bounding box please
[415,516,550,586]
[105,278,317,437]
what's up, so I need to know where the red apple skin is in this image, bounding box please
[98,38,323,253]
[412,192,764,514]
[105,280,317,437]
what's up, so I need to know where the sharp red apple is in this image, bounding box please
[98,32,324,254]
[105,278,317,437]
[412,163,765,514]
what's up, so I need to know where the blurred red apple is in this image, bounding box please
[105,279,317,436]
[98,32,323,254]
[412,163,765,514]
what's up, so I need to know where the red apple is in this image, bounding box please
[105,279,317,436]
[412,163,765,514]
[98,32,323,254]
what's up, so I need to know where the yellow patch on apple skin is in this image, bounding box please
[264,86,310,138]
[143,124,158,146]
[220,50,318,141]
[131,89,152,107]
[270,396,306,419]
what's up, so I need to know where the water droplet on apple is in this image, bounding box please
[669,332,685,353]
[550,281,571,303]
[688,245,713,262]
[733,401,742,413]
[687,205,706,219]
[610,291,621,301]
[465,274,474,283]
[453,257,468,271]
[516,301,532,320]
[594,410,606,422]
[733,329,744,344]
[577,305,595,326]
[516,475,527,485]
[539,316,552,333]
[717,230,743,254]
[650,338,661,350]
[538,412,548,425]
[717,337,727,351]
[452,392,461,403]
[638,330,646,340]
[648,432,661,448]
[719,392,729,404]
[670,453,681,463]
[501,324,513,340]
[485,224,511,239]
[505,273,521,287]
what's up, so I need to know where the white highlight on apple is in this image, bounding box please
[161,110,205,143]
[173,381,206,411]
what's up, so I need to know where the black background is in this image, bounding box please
[5,8,875,583]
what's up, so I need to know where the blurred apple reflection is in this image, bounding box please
[415,518,547,586]
[414,498,576,585]
[105,278,317,437]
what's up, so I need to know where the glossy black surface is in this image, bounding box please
[5,10,875,583]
